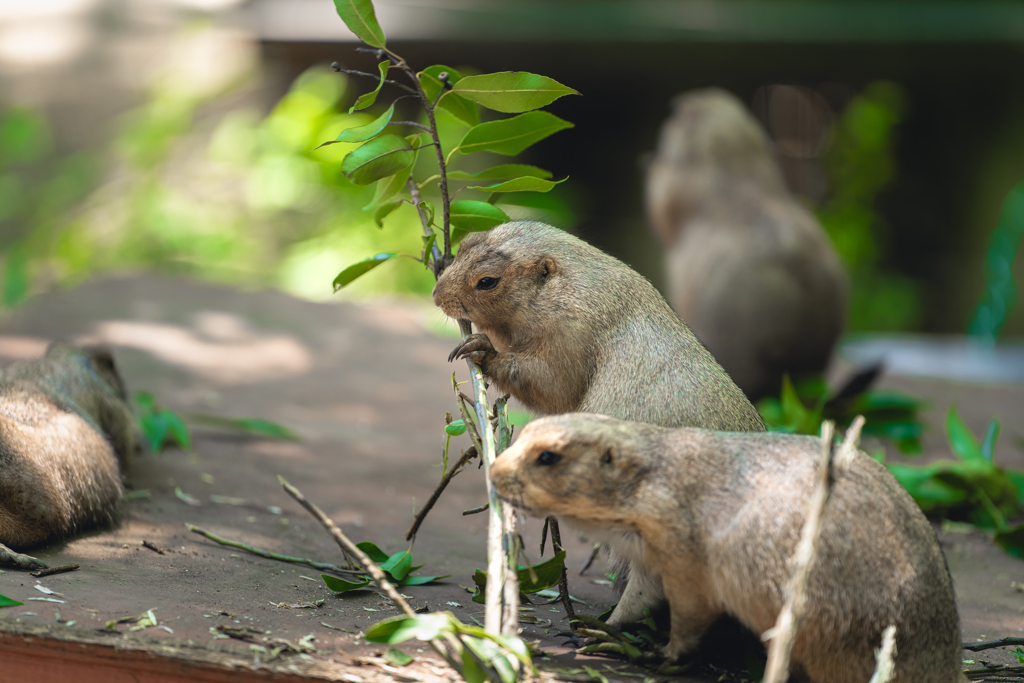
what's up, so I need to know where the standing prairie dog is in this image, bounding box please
[490,413,966,683]
[433,220,764,621]
[0,342,135,565]
[646,88,847,401]
[433,221,764,432]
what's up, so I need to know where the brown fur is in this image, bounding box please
[646,89,848,400]
[491,414,966,683]
[0,342,135,550]
[433,220,766,619]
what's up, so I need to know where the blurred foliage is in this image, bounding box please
[757,374,925,454]
[817,81,923,332]
[968,181,1024,341]
[886,406,1024,558]
[0,54,578,308]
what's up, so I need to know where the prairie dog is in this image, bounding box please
[490,413,965,683]
[432,221,764,432]
[0,342,135,557]
[433,221,765,616]
[646,89,847,401]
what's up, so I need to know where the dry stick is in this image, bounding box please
[278,476,464,672]
[30,564,79,578]
[761,420,836,683]
[547,518,576,621]
[406,446,479,540]
[186,524,362,576]
[965,637,1024,652]
[868,625,898,683]
[501,504,521,636]
[393,54,516,637]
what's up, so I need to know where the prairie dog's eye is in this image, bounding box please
[476,277,499,290]
[537,451,561,466]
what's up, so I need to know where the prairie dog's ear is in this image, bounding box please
[535,256,559,281]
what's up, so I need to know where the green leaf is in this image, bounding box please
[471,550,565,603]
[445,420,467,436]
[373,200,403,228]
[450,200,510,244]
[451,72,579,113]
[355,541,390,563]
[164,410,191,450]
[421,234,436,266]
[364,613,454,643]
[363,134,421,210]
[886,462,968,512]
[135,391,156,413]
[349,61,390,114]
[321,104,394,147]
[380,550,414,581]
[139,412,169,453]
[419,65,479,126]
[518,550,566,593]
[321,574,371,593]
[342,134,414,185]
[981,419,1001,462]
[850,389,927,412]
[385,648,413,666]
[397,573,450,586]
[467,176,566,194]
[947,406,983,461]
[332,0,386,48]
[994,524,1024,559]
[1008,469,1024,503]
[333,253,397,291]
[186,414,300,441]
[446,164,553,182]
[0,593,23,607]
[417,201,435,227]
[452,111,573,158]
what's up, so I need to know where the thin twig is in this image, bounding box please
[547,518,576,621]
[540,517,550,556]
[142,540,165,555]
[762,421,836,683]
[452,380,484,455]
[579,544,601,576]
[391,121,432,131]
[463,504,489,516]
[965,637,1024,652]
[501,505,521,635]
[29,564,79,578]
[330,64,417,94]
[278,477,464,671]
[186,524,361,575]
[406,446,479,540]
[407,179,444,276]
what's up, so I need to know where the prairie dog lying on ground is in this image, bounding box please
[646,88,847,401]
[490,413,965,683]
[0,342,135,566]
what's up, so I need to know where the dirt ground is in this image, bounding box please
[1,274,1023,682]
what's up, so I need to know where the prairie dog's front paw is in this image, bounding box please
[660,633,699,663]
[448,333,497,366]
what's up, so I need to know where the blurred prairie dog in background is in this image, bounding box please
[0,342,135,566]
[490,413,966,683]
[645,88,848,401]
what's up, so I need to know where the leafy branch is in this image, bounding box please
[326,0,578,647]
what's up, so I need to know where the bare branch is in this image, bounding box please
[762,420,836,683]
